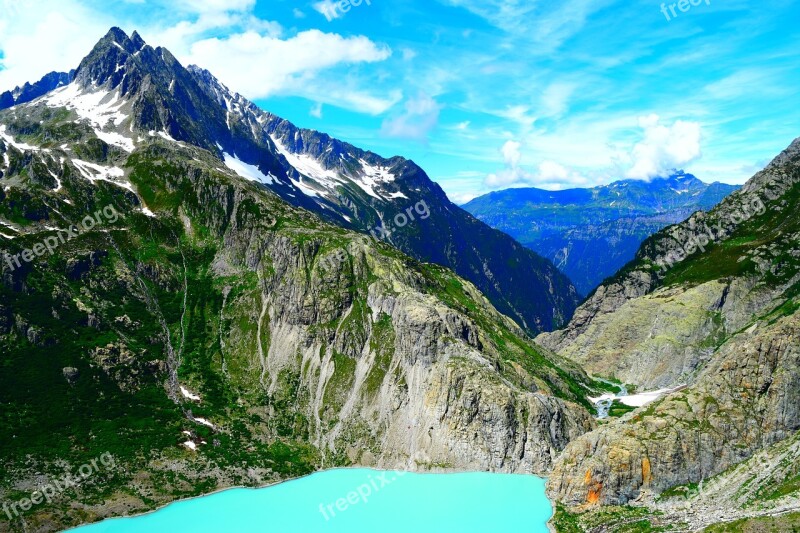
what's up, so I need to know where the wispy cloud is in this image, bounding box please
[381,93,441,142]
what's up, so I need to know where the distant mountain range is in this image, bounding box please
[0,70,74,109]
[463,173,739,295]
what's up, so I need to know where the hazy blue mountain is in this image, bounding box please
[463,173,739,295]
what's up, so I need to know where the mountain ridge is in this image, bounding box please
[463,173,739,295]
[18,27,579,335]
[540,132,800,528]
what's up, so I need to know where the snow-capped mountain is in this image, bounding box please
[0,27,580,333]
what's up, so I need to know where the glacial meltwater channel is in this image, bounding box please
[70,469,553,532]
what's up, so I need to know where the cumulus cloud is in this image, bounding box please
[182,30,393,111]
[485,140,588,189]
[0,0,113,90]
[626,114,702,180]
[381,93,441,142]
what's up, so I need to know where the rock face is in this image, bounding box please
[0,70,74,110]
[548,312,800,506]
[543,135,800,510]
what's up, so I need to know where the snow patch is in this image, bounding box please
[222,152,275,185]
[589,386,682,409]
[71,159,134,192]
[48,169,63,192]
[44,83,128,130]
[0,125,39,152]
[269,134,342,196]
[193,417,216,429]
[94,129,135,152]
[180,386,201,401]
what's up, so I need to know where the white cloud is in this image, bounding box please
[626,114,702,180]
[0,0,113,90]
[501,139,521,167]
[182,30,392,109]
[293,8,307,18]
[448,191,480,205]
[381,93,441,142]
[400,47,417,61]
[438,0,615,52]
[0,1,395,117]
[485,140,589,189]
[310,102,323,118]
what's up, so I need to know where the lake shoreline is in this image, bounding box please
[68,466,554,531]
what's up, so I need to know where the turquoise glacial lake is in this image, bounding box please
[70,469,553,532]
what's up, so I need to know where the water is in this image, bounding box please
[591,378,628,419]
[70,469,553,532]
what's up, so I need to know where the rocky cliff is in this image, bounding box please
[543,135,800,518]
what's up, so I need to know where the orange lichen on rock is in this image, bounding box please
[584,469,602,505]
[642,457,653,484]
[587,482,603,504]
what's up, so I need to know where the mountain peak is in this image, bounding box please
[104,27,130,45]
[130,30,146,50]
[74,27,140,89]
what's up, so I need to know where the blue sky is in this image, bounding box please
[0,0,798,203]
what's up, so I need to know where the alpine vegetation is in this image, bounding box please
[655,193,766,273]
[2,205,121,272]
[2,453,116,521]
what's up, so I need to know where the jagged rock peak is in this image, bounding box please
[73,27,148,89]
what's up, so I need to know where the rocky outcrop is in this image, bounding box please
[547,310,800,507]
[538,135,800,390]
[542,135,800,515]
[185,155,597,474]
